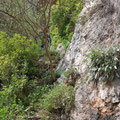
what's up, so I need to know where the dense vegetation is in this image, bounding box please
[51,0,83,49]
[0,0,83,119]
[87,45,120,85]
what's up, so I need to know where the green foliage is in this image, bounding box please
[64,68,76,78]
[0,32,42,98]
[54,69,64,79]
[0,32,41,87]
[24,85,53,112]
[0,32,42,119]
[0,32,74,119]
[50,47,58,56]
[50,0,83,48]
[50,27,62,48]
[50,47,61,63]
[0,88,26,120]
[0,0,82,118]
[51,0,83,38]
[62,39,69,50]
[38,84,74,119]
[86,46,120,84]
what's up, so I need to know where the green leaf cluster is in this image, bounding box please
[64,68,76,78]
[38,84,74,119]
[86,46,120,84]
[50,0,83,49]
[0,32,41,88]
[0,88,26,120]
[0,32,42,119]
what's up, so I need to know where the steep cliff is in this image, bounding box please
[58,0,120,119]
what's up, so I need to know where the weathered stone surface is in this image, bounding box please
[58,0,120,119]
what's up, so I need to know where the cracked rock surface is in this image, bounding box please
[58,0,120,119]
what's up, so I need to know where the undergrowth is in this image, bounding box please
[37,84,74,120]
[0,32,75,120]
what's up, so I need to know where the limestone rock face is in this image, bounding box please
[58,0,120,119]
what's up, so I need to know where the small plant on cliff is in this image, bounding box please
[86,45,120,84]
[64,68,80,86]
[64,68,76,78]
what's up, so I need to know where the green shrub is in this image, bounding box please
[86,46,120,84]
[0,32,41,87]
[54,69,64,79]
[50,0,83,49]
[24,85,53,112]
[0,32,58,119]
[64,68,76,78]
[0,32,43,111]
[50,27,62,48]
[62,39,69,50]
[51,0,83,39]
[0,88,26,120]
[50,47,58,56]
[50,47,61,64]
[38,84,74,119]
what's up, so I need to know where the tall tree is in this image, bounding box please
[0,0,57,81]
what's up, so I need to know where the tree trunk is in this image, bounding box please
[43,31,56,82]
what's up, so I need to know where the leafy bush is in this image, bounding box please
[54,69,64,79]
[24,85,53,112]
[50,27,62,48]
[38,84,74,119]
[0,32,43,119]
[0,88,26,120]
[51,0,83,38]
[0,32,70,119]
[50,0,83,48]
[62,39,69,50]
[0,32,41,87]
[64,68,76,78]
[86,46,120,84]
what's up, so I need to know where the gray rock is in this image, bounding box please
[59,0,120,119]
